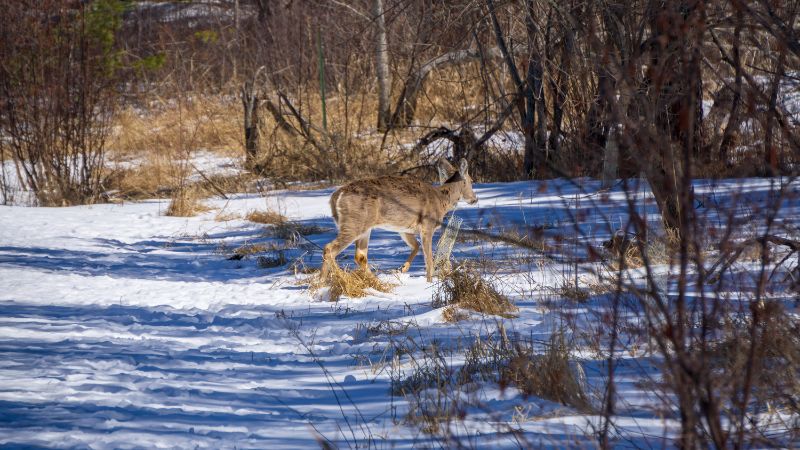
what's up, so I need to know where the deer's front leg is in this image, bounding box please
[421,228,434,282]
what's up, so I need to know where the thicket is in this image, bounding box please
[0,0,126,206]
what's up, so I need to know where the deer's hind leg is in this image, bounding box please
[354,229,372,271]
[400,232,420,273]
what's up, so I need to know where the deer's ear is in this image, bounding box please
[437,163,450,184]
[437,158,454,183]
[459,158,469,176]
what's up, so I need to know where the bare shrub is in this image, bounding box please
[0,1,124,206]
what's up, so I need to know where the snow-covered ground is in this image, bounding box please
[1,177,797,448]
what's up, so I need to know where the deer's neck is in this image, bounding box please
[436,182,462,212]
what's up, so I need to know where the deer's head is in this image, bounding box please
[438,158,478,205]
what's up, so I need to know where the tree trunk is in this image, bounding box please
[764,49,785,176]
[601,131,618,188]
[241,81,261,171]
[374,0,391,131]
[548,18,572,156]
[395,46,511,128]
[642,0,705,234]
[718,6,743,163]
[527,0,547,177]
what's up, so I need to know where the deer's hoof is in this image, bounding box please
[400,263,410,273]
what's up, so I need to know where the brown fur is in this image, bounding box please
[330,189,342,225]
[323,158,478,282]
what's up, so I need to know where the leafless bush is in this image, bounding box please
[0,1,123,205]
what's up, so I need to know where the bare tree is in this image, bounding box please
[374,0,392,131]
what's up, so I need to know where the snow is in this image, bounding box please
[1,177,798,447]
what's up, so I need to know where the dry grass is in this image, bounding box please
[441,305,470,323]
[232,243,268,258]
[603,229,677,268]
[557,282,591,303]
[304,264,395,302]
[103,74,519,196]
[165,186,210,217]
[246,209,289,225]
[214,210,241,222]
[307,263,395,302]
[393,328,593,437]
[711,301,800,413]
[104,96,243,198]
[257,251,288,268]
[105,160,182,200]
[432,263,518,319]
[499,333,592,412]
[109,98,241,161]
[246,208,328,247]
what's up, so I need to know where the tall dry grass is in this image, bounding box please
[105,96,243,199]
[104,59,524,197]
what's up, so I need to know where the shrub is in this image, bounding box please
[0,1,124,205]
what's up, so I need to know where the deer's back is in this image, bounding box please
[331,176,441,232]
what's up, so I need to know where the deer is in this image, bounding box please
[322,158,478,282]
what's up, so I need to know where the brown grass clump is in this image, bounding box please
[500,333,592,412]
[165,187,210,217]
[603,231,643,267]
[432,264,517,319]
[557,282,591,303]
[393,329,592,437]
[442,305,470,323]
[257,251,288,268]
[214,210,241,222]
[603,229,678,268]
[246,209,288,225]
[710,302,800,413]
[246,209,328,242]
[307,264,395,302]
[232,243,268,257]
